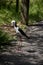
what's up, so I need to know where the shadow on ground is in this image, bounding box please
[0,54,43,65]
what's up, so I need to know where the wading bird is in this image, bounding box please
[11,20,30,50]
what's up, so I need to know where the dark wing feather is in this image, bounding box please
[18,28,30,39]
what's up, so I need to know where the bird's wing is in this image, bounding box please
[18,28,30,39]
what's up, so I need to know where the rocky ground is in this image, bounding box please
[0,21,43,65]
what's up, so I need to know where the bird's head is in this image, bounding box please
[11,20,17,27]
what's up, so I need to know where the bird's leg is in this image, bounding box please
[16,34,22,51]
[16,36,21,51]
[18,35,22,50]
[20,36,22,47]
[17,35,22,51]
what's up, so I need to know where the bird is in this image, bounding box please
[11,20,30,50]
[11,20,30,39]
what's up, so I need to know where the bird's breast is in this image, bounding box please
[14,27,19,33]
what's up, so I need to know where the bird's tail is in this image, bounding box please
[19,28,30,39]
[26,35,30,39]
[23,33,30,39]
